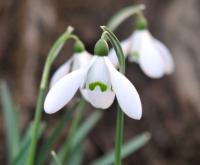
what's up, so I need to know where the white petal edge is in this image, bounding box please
[108,37,132,68]
[49,57,72,88]
[105,57,142,120]
[44,69,86,114]
[153,38,175,74]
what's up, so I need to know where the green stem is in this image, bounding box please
[115,107,124,165]
[26,89,46,165]
[107,4,145,31]
[101,26,126,165]
[27,26,76,165]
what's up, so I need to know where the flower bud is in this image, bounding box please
[94,39,109,56]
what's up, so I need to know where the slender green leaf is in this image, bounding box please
[52,111,103,165]
[107,4,145,31]
[68,145,83,165]
[70,111,103,152]
[36,101,79,165]
[0,81,20,164]
[13,123,46,165]
[57,99,86,163]
[90,132,151,165]
[51,151,63,165]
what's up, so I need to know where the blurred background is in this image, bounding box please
[1,0,200,164]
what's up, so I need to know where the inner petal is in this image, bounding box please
[86,87,115,109]
[85,56,115,109]
[86,56,111,88]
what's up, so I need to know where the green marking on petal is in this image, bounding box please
[89,81,107,92]
[130,52,140,60]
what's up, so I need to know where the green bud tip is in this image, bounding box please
[74,40,85,53]
[94,39,109,56]
[135,16,148,30]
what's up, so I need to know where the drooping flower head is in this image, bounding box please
[44,39,142,119]
[109,14,174,78]
[50,40,92,87]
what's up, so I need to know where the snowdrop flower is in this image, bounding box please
[109,18,174,79]
[44,39,142,120]
[50,41,92,87]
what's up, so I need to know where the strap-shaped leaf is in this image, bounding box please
[52,111,103,165]
[57,99,86,163]
[13,123,46,165]
[90,132,151,165]
[70,111,103,153]
[36,101,80,165]
[0,81,21,164]
[68,145,83,165]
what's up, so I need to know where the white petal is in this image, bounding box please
[86,87,115,109]
[85,56,115,109]
[86,56,111,86]
[79,55,99,102]
[49,58,72,88]
[50,51,92,88]
[105,57,142,120]
[131,30,165,78]
[128,30,145,62]
[108,37,132,68]
[44,69,86,114]
[139,45,165,78]
[72,51,92,70]
[153,38,175,74]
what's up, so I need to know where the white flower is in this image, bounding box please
[50,51,92,87]
[44,56,142,120]
[108,29,174,78]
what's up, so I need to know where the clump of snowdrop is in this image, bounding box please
[44,39,142,119]
[109,15,174,78]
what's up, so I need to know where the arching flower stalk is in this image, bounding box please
[108,11,174,78]
[44,39,142,120]
[27,26,86,165]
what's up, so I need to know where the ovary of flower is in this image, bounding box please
[44,56,142,120]
[108,29,174,78]
[50,51,92,88]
